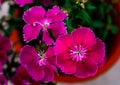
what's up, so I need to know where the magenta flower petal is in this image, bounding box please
[42,30,54,45]
[49,22,67,38]
[45,47,56,65]
[0,51,7,64]
[0,35,11,52]
[19,45,38,66]
[47,6,67,22]
[47,64,57,73]
[60,60,77,74]
[12,66,42,85]
[0,0,3,4]
[0,74,8,85]
[55,35,74,69]
[71,27,96,47]
[42,67,54,82]
[26,61,45,81]
[15,0,33,7]
[0,63,2,72]
[55,34,74,55]
[56,53,70,67]
[87,38,105,64]
[23,6,46,24]
[23,24,42,42]
[12,66,31,85]
[45,47,55,58]
[74,59,98,78]
[0,35,11,64]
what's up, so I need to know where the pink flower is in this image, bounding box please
[0,35,11,64]
[54,27,105,78]
[0,74,8,85]
[15,0,34,7]
[12,66,42,85]
[23,6,67,45]
[0,63,8,85]
[19,45,57,82]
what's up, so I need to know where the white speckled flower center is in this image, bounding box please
[38,58,46,66]
[70,45,87,61]
[38,52,47,66]
[41,21,50,29]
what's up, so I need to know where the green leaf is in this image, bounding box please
[103,30,108,40]
[65,0,71,8]
[111,25,118,34]
[99,3,104,18]
[106,4,113,12]
[9,5,15,16]
[76,9,93,25]
[107,15,112,24]
[86,3,96,10]
[66,19,73,33]
[93,20,104,28]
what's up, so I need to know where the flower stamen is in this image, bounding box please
[70,45,87,61]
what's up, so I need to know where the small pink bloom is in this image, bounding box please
[23,6,67,45]
[15,0,33,7]
[12,66,41,85]
[19,45,57,82]
[0,35,11,64]
[0,74,8,85]
[54,27,105,78]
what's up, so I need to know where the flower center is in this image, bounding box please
[70,45,87,61]
[41,20,50,29]
[38,58,46,66]
[38,51,47,66]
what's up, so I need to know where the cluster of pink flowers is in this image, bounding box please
[21,7,105,82]
[13,0,106,84]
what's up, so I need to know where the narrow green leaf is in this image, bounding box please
[76,9,93,25]
[66,19,73,33]
[93,20,104,28]
[86,4,96,10]
[65,0,71,8]
[107,15,112,24]
[111,25,118,34]
[103,30,108,40]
